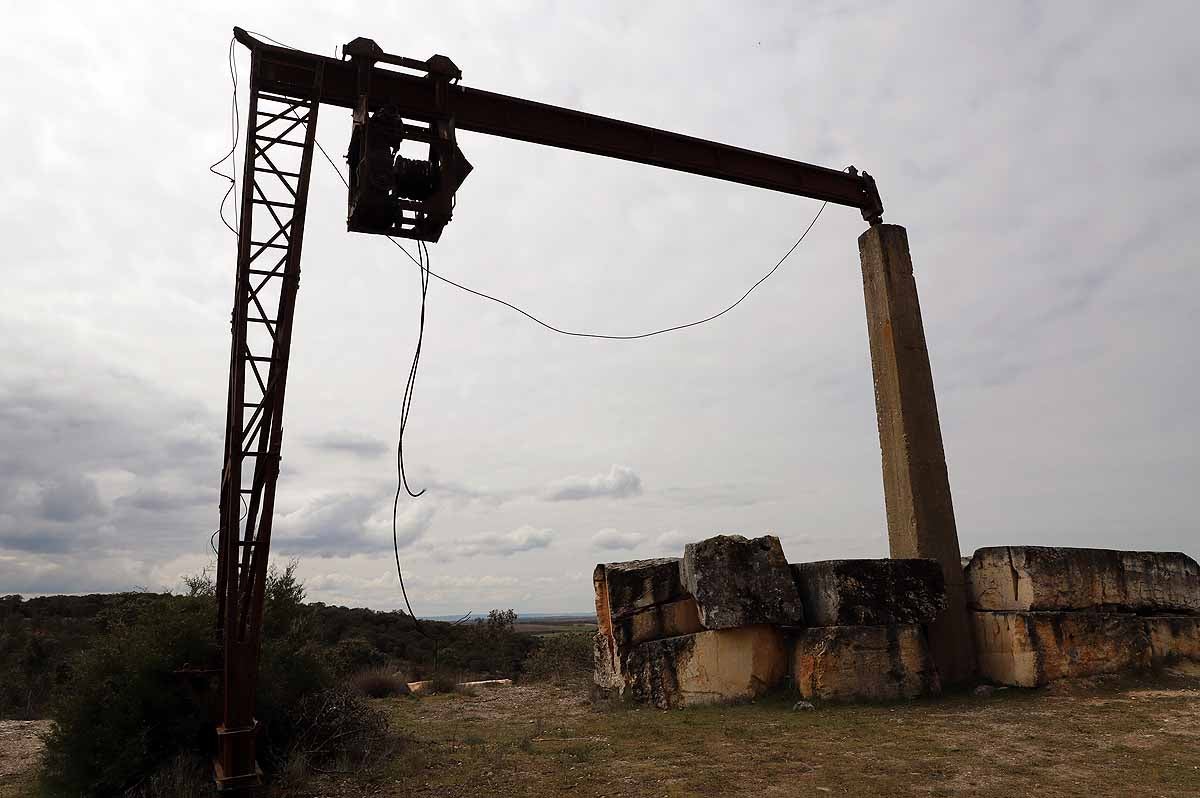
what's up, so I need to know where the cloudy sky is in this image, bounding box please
[2,1,1196,614]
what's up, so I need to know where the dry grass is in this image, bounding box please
[350,667,411,698]
[298,667,1200,798]
[5,670,1198,798]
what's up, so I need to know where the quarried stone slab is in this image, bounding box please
[792,558,946,627]
[592,631,623,694]
[972,611,1152,687]
[624,626,787,709]
[965,547,1200,614]
[612,598,703,649]
[1146,615,1200,665]
[594,558,686,631]
[792,624,940,701]
[681,535,803,629]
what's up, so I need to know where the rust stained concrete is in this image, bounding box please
[858,224,976,684]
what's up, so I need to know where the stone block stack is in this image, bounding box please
[593,535,946,707]
[593,537,795,708]
[594,539,1200,706]
[790,559,945,701]
[966,546,1200,687]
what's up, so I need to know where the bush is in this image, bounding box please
[350,667,411,698]
[521,632,594,682]
[428,672,460,695]
[329,637,387,676]
[284,685,393,768]
[37,564,341,797]
[37,594,217,798]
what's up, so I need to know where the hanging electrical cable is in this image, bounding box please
[208,36,240,236]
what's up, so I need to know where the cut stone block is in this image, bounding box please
[965,546,1200,614]
[792,625,940,701]
[972,611,1152,687]
[681,535,804,629]
[623,626,787,709]
[612,597,703,649]
[792,558,946,627]
[592,631,623,693]
[593,558,686,633]
[1146,615,1200,665]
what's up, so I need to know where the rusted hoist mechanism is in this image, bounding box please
[341,36,472,240]
[215,26,892,793]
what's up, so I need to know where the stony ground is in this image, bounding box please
[0,720,51,797]
[315,665,1200,798]
[4,668,1199,797]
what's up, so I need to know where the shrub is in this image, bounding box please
[429,672,460,695]
[329,637,386,676]
[521,632,594,682]
[37,594,216,798]
[284,685,393,768]
[37,565,338,797]
[351,667,411,698]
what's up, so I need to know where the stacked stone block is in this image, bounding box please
[595,540,1200,705]
[790,558,945,701]
[593,537,794,708]
[966,546,1200,687]
[593,535,945,706]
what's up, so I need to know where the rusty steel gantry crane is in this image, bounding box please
[216,26,969,794]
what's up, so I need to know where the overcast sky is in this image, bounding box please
[2,1,1197,614]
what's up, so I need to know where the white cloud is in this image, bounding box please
[450,525,554,558]
[545,466,643,501]
[273,493,434,557]
[651,529,692,556]
[591,528,643,551]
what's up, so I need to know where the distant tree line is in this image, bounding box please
[0,570,535,721]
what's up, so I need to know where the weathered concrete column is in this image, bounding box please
[858,224,976,684]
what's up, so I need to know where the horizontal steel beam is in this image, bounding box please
[234,28,883,221]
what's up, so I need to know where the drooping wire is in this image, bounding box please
[397,239,430,500]
[310,135,830,340]
[233,31,833,341]
[209,496,251,555]
[208,36,240,236]
[390,240,437,634]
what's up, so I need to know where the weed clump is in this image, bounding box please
[351,666,411,698]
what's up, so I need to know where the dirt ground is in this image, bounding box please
[0,720,51,796]
[4,668,1198,797]
[313,665,1200,798]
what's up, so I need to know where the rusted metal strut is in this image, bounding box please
[214,27,886,793]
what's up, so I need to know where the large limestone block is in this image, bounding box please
[624,626,787,709]
[1146,615,1200,665]
[792,558,946,627]
[972,611,1152,687]
[681,535,804,629]
[593,558,686,632]
[792,625,940,701]
[593,631,623,693]
[966,546,1200,614]
[612,598,703,649]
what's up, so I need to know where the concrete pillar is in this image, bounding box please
[858,224,976,685]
